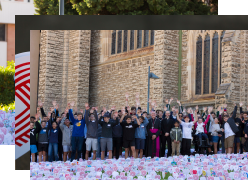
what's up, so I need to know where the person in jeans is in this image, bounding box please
[47,111,61,162]
[68,102,85,161]
[135,115,149,158]
[170,121,182,156]
[112,111,123,159]
[99,112,118,160]
[30,114,41,162]
[59,108,73,162]
[85,104,98,160]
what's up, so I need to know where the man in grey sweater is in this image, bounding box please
[60,115,73,162]
[85,104,98,160]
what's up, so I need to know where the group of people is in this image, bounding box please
[30,94,248,162]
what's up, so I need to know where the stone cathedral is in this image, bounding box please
[37,30,248,114]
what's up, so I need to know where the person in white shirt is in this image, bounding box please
[176,108,198,156]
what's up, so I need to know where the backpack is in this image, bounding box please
[244,138,248,152]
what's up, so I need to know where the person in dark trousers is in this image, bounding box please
[112,111,123,159]
[38,120,50,162]
[161,108,174,157]
[68,102,85,161]
[146,111,161,158]
[99,111,118,160]
[120,110,140,159]
[30,114,41,162]
[170,121,182,156]
[242,109,248,152]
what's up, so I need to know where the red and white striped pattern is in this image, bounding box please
[15,60,30,147]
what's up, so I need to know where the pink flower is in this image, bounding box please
[155,175,161,179]
[120,172,125,177]
[138,166,143,170]
[193,174,199,180]
[116,175,121,179]
[106,170,112,176]
[12,121,15,128]
[207,177,214,180]
[141,170,147,176]
[87,160,92,165]
[97,168,102,172]
[96,175,101,178]
[113,166,118,171]
[234,173,239,178]
[124,167,129,172]
[175,168,180,173]
[121,177,127,180]
[130,171,136,177]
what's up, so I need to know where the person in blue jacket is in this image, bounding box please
[68,102,85,161]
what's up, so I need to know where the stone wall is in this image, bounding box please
[38,30,91,113]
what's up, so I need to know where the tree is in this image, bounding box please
[34,0,217,15]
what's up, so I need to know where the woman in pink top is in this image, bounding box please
[194,107,212,148]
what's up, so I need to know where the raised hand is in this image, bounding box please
[223,104,227,108]
[103,107,106,112]
[70,101,75,107]
[217,106,221,112]
[85,105,90,111]
[208,106,213,114]
[187,108,191,114]
[95,107,98,111]
[52,100,57,107]
[169,98,173,104]
[85,103,89,108]
[164,106,167,111]
[37,107,40,112]
[177,99,181,105]
[67,103,71,108]
[189,108,193,114]
[64,108,68,114]
[240,102,243,107]
[127,106,130,112]
[48,112,51,118]
[38,100,43,107]
[195,105,199,111]
[121,109,126,115]
[50,107,53,112]
[203,107,207,112]
[165,99,169,104]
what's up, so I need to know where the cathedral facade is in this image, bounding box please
[36,30,248,114]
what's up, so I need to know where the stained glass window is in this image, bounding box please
[144,30,149,47]
[203,34,210,94]
[137,30,142,49]
[195,35,202,95]
[150,30,154,45]
[211,32,219,93]
[130,30,134,50]
[123,30,128,52]
[117,30,122,53]
[111,30,116,54]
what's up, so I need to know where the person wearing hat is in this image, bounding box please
[99,111,118,160]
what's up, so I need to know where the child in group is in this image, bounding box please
[176,108,198,156]
[48,113,61,162]
[85,104,98,160]
[120,110,140,159]
[135,115,148,158]
[170,121,182,156]
[99,112,118,160]
[194,107,212,148]
[59,108,73,162]
[30,114,41,162]
[242,111,248,152]
[210,117,222,154]
[38,120,49,162]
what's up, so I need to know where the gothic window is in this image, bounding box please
[111,30,116,54]
[211,32,219,93]
[150,30,154,45]
[220,30,225,84]
[195,35,202,95]
[195,30,224,95]
[144,30,149,47]
[137,30,142,49]
[130,30,134,50]
[123,30,128,52]
[203,34,210,94]
[117,30,122,53]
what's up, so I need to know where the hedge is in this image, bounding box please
[0,61,15,106]
[0,101,15,112]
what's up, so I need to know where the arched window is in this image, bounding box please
[111,30,116,55]
[130,30,134,50]
[111,30,155,55]
[195,35,202,95]
[195,30,225,95]
[144,30,149,47]
[150,30,154,45]
[117,30,122,53]
[137,30,142,49]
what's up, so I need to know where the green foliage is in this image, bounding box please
[0,61,15,106]
[0,101,15,112]
[34,0,217,15]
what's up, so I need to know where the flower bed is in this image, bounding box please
[0,110,15,145]
[30,153,248,180]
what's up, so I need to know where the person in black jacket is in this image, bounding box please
[161,108,174,157]
[222,104,239,154]
[30,115,41,162]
